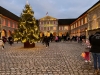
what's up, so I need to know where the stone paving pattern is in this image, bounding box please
[0,41,95,75]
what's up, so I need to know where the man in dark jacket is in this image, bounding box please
[44,36,50,48]
[89,32,100,74]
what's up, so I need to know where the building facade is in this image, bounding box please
[70,1,100,38]
[39,16,58,37]
[0,6,19,38]
[70,13,88,37]
[39,16,75,37]
[0,1,100,39]
[87,1,100,35]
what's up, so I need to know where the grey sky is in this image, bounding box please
[0,0,99,19]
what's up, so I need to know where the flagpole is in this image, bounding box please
[46,12,48,16]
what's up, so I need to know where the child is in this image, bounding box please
[85,39,91,49]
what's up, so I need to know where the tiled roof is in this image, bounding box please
[0,6,19,21]
[58,19,76,25]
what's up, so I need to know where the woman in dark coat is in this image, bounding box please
[89,32,100,74]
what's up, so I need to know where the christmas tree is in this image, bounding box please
[14,3,39,47]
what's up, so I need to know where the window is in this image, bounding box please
[64,26,68,30]
[78,21,80,26]
[40,27,43,31]
[40,22,41,25]
[48,27,49,30]
[50,27,53,30]
[2,18,5,26]
[53,27,56,30]
[10,21,12,27]
[5,19,8,26]
[81,19,83,25]
[44,27,46,31]
[12,22,15,28]
[85,17,87,23]
[47,21,49,24]
[54,21,55,24]
[8,20,10,27]
[92,15,98,29]
[76,22,77,27]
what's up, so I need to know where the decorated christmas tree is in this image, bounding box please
[14,3,39,48]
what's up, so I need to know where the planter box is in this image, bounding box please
[24,41,35,48]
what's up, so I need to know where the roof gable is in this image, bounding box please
[0,6,19,21]
[39,16,57,21]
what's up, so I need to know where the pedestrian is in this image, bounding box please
[44,36,49,48]
[0,39,4,50]
[89,32,100,74]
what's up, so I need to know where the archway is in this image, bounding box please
[7,30,12,37]
[1,29,7,37]
[53,32,57,36]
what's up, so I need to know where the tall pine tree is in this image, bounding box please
[14,3,39,45]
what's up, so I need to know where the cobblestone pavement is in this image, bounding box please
[0,41,95,75]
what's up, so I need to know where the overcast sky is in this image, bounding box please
[0,0,99,19]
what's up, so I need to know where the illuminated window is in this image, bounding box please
[64,26,68,30]
[78,21,80,26]
[81,19,83,25]
[10,21,12,27]
[40,22,41,25]
[76,22,77,27]
[85,17,87,23]
[5,19,8,26]
[8,20,10,27]
[92,15,98,29]
[53,27,56,30]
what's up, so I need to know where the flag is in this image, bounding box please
[46,12,48,15]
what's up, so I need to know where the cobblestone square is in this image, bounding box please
[0,42,95,75]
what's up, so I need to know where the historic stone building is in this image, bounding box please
[39,15,75,37]
[87,1,100,35]
[70,0,100,38]
[0,1,100,39]
[0,6,19,38]
[39,16,58,36]
[58,19,76,37]
[70,12,88,37]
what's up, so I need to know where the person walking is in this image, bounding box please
[45,36,50,48]
[0,39,4,50]
[89,32,100,74]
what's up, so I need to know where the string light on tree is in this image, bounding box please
[14,1,40,48]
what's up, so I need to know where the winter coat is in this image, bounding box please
[89,32,100,53]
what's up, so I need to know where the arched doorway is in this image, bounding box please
[1,29,7,37]
[53,32,57,36]
[8,30,12,37]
